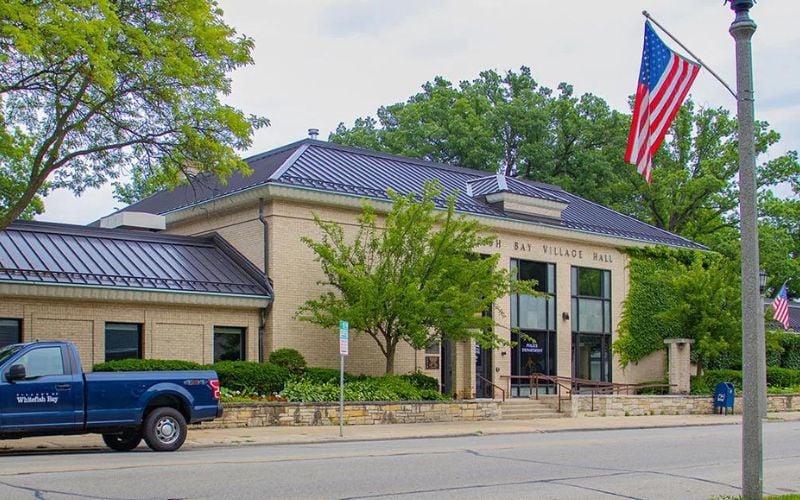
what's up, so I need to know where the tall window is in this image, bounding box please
[571,267,612,382]
[214,327,245,362]
[510,259,556,397]
[105,323,142,361]
[0,319,21,348]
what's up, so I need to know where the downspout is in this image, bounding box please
[258,197,273,363]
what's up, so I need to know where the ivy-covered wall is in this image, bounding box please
[614,247,709,366]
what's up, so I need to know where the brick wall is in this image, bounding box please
[162,193,637,396]
[0,297,261,368]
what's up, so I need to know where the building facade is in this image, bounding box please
[1,139,707,397]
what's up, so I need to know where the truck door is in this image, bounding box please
[0,345,82,431]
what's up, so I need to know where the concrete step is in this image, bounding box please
[499,399,563,420]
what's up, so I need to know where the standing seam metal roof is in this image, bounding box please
[116,139,705,250]
[0,221,271,298]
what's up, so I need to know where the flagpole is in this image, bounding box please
[642,11,738,99]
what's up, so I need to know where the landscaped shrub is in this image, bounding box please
[268,348,307,375]
[302,367,361,384]
[776,333,800,370]
[692,367,800,394]
[634,379,670,395]
[400,371,439,391]
[212,361,290,395]
[280,375,448,402]
[691,369,743,395]
[767,367,800,388]
[92,359,204,372]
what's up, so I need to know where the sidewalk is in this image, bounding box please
[2,411,799,453]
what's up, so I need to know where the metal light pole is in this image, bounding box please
[728,1,764,498]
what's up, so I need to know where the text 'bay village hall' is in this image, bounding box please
[0,138,707,398]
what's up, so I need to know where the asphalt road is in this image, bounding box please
[0,421,798,499]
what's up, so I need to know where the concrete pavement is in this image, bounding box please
[1,411,798,454]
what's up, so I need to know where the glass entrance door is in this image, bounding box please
[573,333,611,382]
[475,343,493,398]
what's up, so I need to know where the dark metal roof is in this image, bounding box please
[0,221,271,298]
[116,139,705,250]
[467,174,568,203]
[119,142,303,216]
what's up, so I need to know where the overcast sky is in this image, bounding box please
[39,0,800,224]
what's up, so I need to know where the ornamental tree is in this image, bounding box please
[0,0,268,227]
[296,181,536,374]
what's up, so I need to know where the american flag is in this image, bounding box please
[772,282,790,330]
[625,22,700,183]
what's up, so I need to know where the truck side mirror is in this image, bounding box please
[6,364,26,382]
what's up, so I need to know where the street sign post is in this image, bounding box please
[338,320,349,437]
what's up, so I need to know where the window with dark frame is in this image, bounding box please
[0,319,21,348]
[571,266,612,382]
[214,326,245,362]
[510,259,557,397]
[104,323,142,361]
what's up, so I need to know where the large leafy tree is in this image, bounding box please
[331,69,800,259]
[626,101,799,245]
[330,67,634,209]
[0,0,268,227]
[296,182,536,374]
[759,192,800,298]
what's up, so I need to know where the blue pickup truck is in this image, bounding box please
[0,341,222,452]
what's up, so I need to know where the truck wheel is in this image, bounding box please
[143,407,187,452]
[102,431,142,451]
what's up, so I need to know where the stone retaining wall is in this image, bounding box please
[196,395,798,429]
[544,394,798,417]
[198,401,500,429]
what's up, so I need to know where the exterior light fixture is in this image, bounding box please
[562,312,570,321]
[759,269,767,295]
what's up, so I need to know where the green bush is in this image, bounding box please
[691,369,743,395]
[92,359,204,372]
[212,361,290,395]
[268,348,307,375]
[302,367,361,384]
[635,379,671,395]
[776,333,800,370]
[280,375,448,402]
[400,371,440,391]
[767,367,800,388]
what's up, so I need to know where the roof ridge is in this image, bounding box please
[305,140,493,178]
[7,221,216,247]
[243,138,309,164]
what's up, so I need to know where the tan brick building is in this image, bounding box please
[0,139,704,397]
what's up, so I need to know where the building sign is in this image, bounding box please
[520,342,543,354]
[483,239,614,264]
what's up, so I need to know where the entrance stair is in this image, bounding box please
[499,398,563,420]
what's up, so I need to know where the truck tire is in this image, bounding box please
[143,407,187,452]
[102,431,142,451]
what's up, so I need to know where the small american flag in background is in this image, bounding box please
[772,283,790,330]
[625,21,700,183]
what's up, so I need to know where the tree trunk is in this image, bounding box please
[0,180,43,230]
[385,344,396,374]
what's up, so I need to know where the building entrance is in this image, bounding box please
[510,259,556,397]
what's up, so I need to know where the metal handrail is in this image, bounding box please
[530,374,573,413]
[476,375,505,402]
[530,373,673,411]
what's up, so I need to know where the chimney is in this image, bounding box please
[308,128,319,140]
[99,211,166,231]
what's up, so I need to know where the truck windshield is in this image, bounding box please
[0,344,23,365]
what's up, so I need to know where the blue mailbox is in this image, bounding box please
[713,382,735,415]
